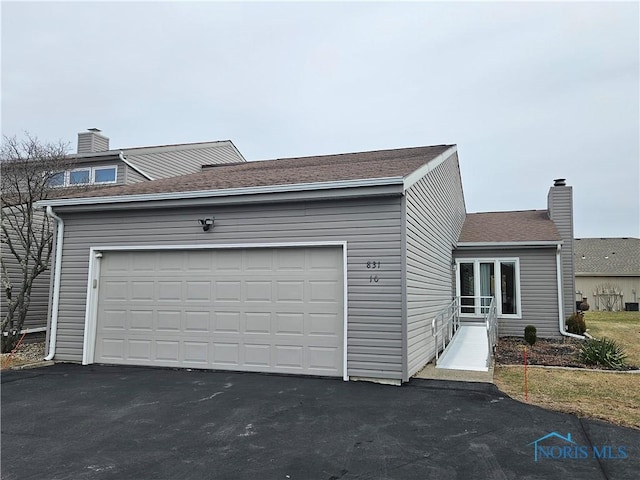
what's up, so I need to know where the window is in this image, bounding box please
[48,165,118,187]
[69,169,90,185]
[93,166,117,184]
[456,258,521,317]
[48,172,66,187]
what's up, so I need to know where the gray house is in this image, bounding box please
[574,237,640,311]
[2,129,246,335]
[37,145,576,384]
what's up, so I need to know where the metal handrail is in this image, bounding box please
[458,295,495,316]
[484,297,498,368]
[431,298,460,362]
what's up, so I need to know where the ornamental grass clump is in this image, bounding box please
[578,337,628,370]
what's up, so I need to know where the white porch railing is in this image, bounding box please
[431,298,460,362]
[483,297,498,368]
[458,295,495,317]
[431,296,499,369]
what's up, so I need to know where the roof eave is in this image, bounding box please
[456,240,563,249]
[402,145,457,191]
[575,272,640,277]
[35,176,405,209]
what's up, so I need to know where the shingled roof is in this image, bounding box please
[458,210,561,243]
[49,145,453,200]
[574,238,640,275]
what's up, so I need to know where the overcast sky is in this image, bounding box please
[2,1,638,238]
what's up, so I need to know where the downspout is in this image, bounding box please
[44,206,64,360]
[556,244,584,339]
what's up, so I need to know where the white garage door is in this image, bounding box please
[94,247,344,377]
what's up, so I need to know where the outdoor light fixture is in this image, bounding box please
[198,217,215,231]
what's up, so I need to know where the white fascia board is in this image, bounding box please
[118,152,154,180]
[35,176,404,208]
[456,240,563,248]
[402,145,457,191]
[575,272,639,277]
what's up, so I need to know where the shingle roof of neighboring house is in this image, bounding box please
[458,210,562,243]
[50,145,454,200]
[69,140,246,180]
[574,238,640,275]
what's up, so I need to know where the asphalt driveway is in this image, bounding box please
[2,364,638,479]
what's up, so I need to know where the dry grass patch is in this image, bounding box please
[494,311,640,429]
[494,366,640,429]
[585,311,640,366]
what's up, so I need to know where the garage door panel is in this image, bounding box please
[214,312,240,332]
[244,312,271,334]
[276,313,304,335]
[129,310,154,331]
[276,281,304,302]
[95,247,343,377]
[308,347,340,370]
[245,281,272,302]
[186,281,211,302]
[184,311,211,333]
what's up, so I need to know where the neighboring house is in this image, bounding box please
[2,129,246,335]
[574,238,640,311]
[36,144,576,384]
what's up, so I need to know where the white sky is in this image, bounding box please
[2,1,638,238]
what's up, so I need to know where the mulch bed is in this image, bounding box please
[495,337,588,368]
[495,337,639,370]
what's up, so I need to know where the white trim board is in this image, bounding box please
[37,177,404,208]
[81,241,349,381]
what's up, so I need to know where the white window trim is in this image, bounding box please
[92,165,118,185]
[49,165,119,187]
[455,258,522,319]
[68,167,91,186]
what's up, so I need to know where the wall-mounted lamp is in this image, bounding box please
[198,217,215,231]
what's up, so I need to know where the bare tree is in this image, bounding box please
[593,283,623,312]
[1,134,71,352]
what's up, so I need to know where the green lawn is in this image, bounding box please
[494,311,640,429]
[584,310,640,366]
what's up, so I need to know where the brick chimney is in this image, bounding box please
[548,178,575,319]
[77,128,109,154]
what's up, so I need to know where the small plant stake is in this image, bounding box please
[523,345,529,402]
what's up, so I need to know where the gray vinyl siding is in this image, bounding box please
[125,143,245,180]
[548,186,575,319]
[454,248,561,338]
[404,153,466,377]
[123,166,149,184]
[1,208,51,331]
[52,197,404,380]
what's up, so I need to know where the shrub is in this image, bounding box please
[566,312,586,335]
[524,325,537,346]
[578,337,627,369]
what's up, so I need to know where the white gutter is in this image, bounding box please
[44,206,64,360]
[36,176,405,208]
[556,244,584,339]
[457,240,563,248]
[118,151,154,181]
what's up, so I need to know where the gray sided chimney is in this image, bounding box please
[548,178,575,319]
[77,128,109,154]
